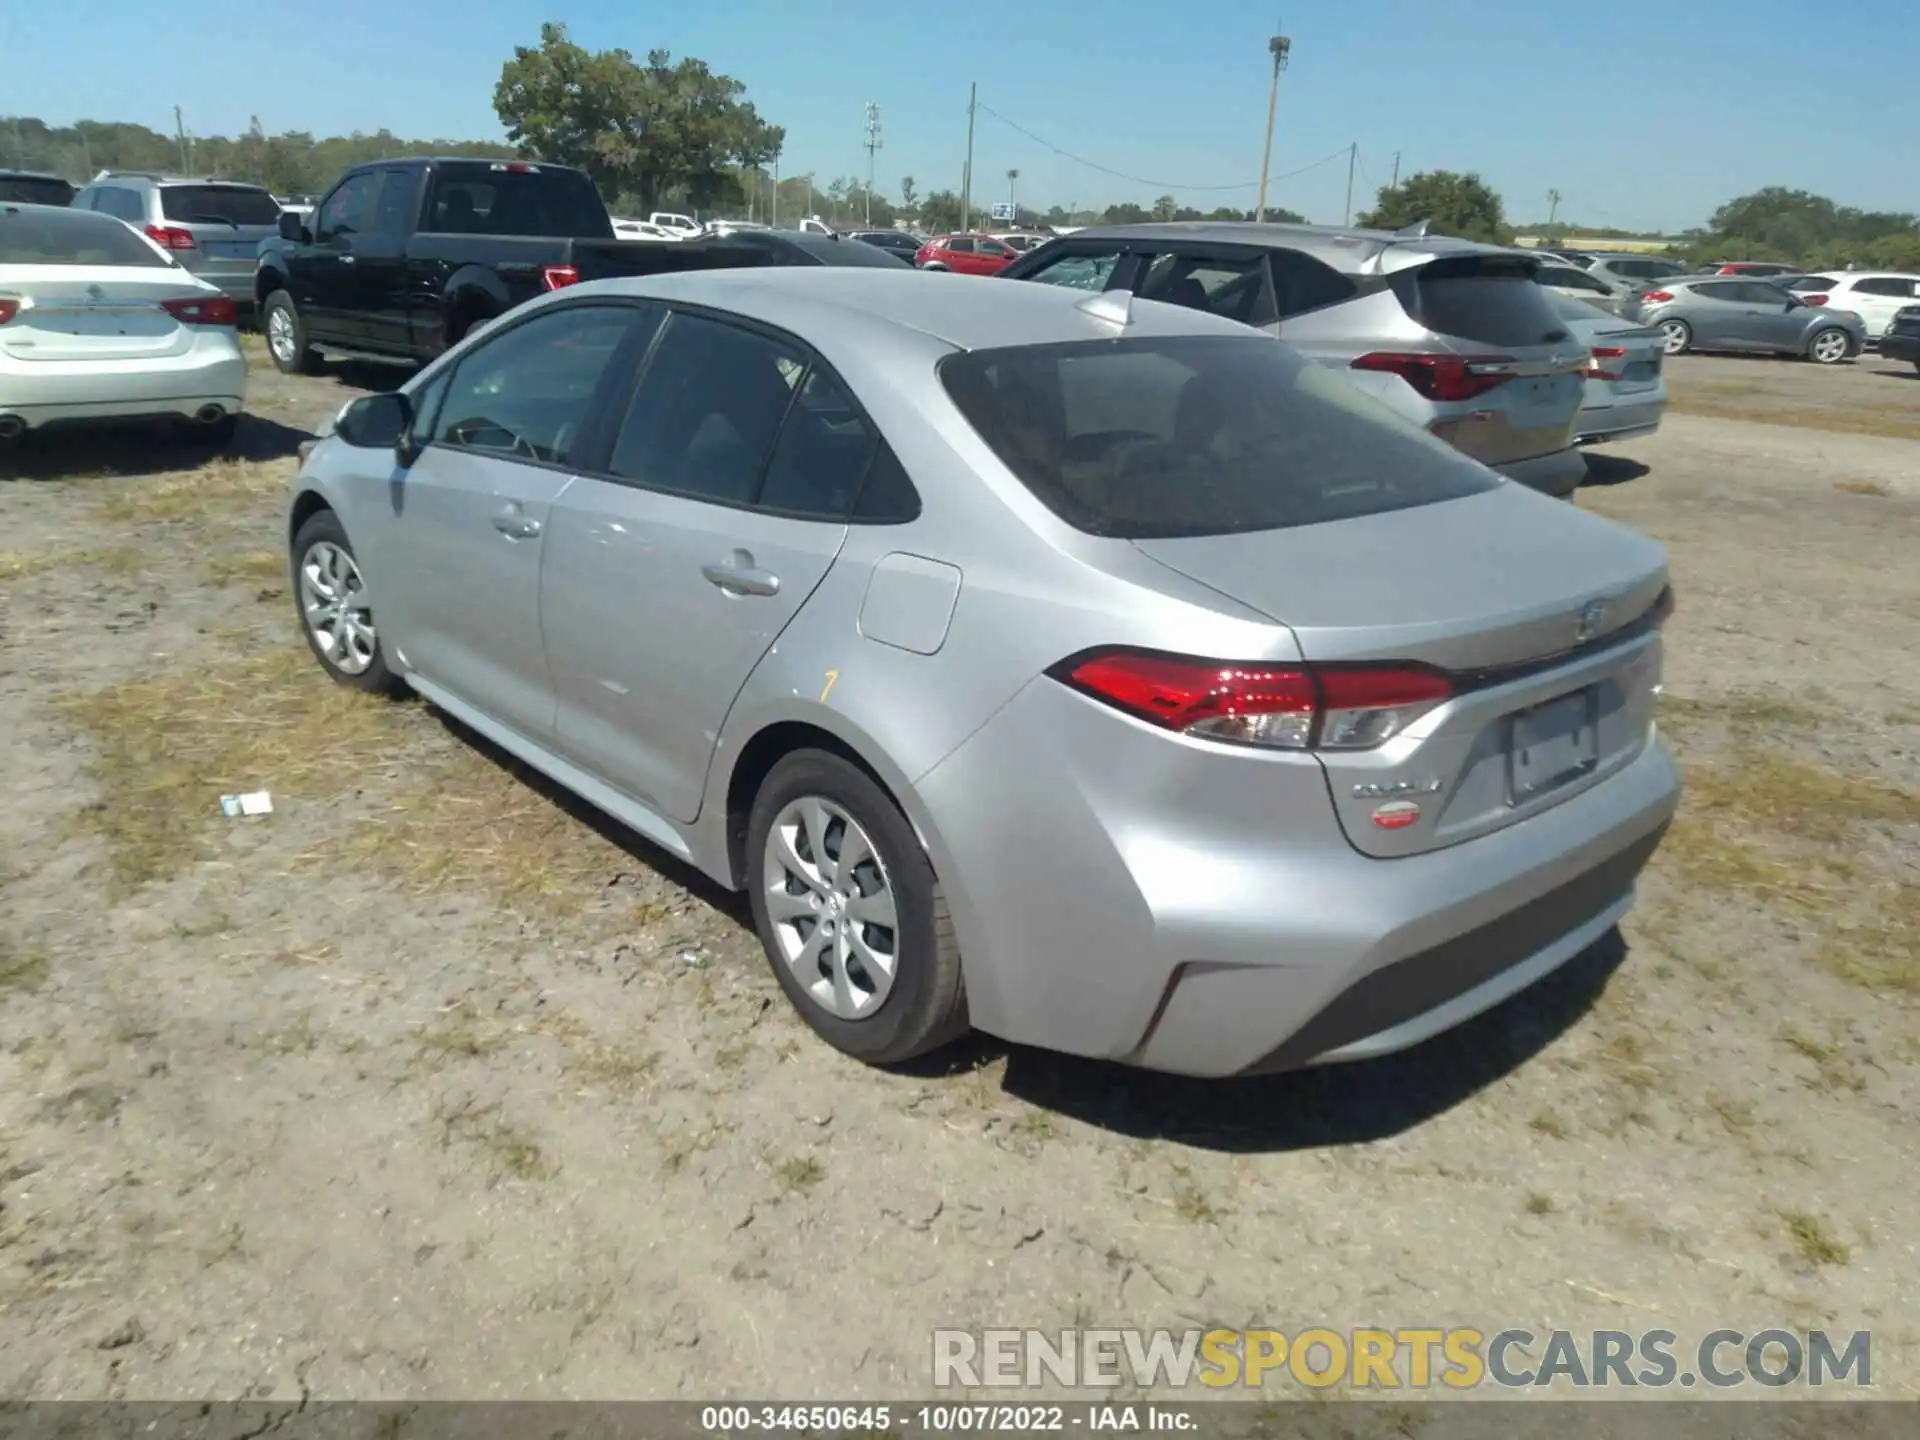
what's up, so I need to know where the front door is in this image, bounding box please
[358,167,424,353]
[541,310,867,822]
[295,171,380,344]
[376,300,650,742]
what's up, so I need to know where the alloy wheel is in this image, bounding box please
[267,305,297,365]
[1659,321,1689,355]
[762,796,900,1020]
[298,540,376,676]
[1810,329,1849,364]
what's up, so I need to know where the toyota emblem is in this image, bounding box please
[1575,599,1608,643]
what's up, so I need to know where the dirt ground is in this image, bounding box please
[1,345,1916,1403]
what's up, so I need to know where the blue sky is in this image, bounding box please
[6,0,1916,231]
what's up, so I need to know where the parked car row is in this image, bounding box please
[287,262,1680,1079]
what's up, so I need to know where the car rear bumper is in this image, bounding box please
[0,346,247,429]
[1575,392,1668,445]
[913,678,1680,1078]
[1491,446,1588,497]
[1877,333,1920,362]
[186,263,259,308]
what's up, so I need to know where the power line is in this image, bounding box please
[974,100,1350,194]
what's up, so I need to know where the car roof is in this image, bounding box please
[571,266,1260,352]
[1044,219,1509,273]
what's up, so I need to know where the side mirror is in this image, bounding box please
[278,211,310,243]
[335,393,413,452]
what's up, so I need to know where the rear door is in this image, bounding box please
[540,309,860,822]
[160,184,280,300]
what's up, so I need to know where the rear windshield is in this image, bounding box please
[0,206,169,267]
[776,233,910,267]
[938,335,1501,540]
[161,185,280,226]
[0,175,75,206]
[425,165,611,238]
[1402,255,1570,349]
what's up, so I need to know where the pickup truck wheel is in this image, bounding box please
[263,291,321,376]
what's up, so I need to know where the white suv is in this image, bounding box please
[1784,273,1920,340]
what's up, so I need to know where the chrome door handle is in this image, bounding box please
[491,506,541,539]
[701,550,780,597]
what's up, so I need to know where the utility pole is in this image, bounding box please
[863,102,883,226]
[961,81,977,232]
[1390,151,1401,189]
[1254,31,1292,223]
[1007,168,1019,218]
[173,106,193,173]
[1547,187,1564,230]
[1343,142,1357,226]
[772,149,780,229]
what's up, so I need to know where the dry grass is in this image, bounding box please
[0,940,49,992]
[1657,689,1831,736]
[86,455,288,525]
[773,1155,825,1193]
[1818,883,1919,995]
[1664,394,1920,442]
[1835,479,1894,497]
[0,546,145,581]
[434,1097,552,1184]
[1780,1210,1850,1268]
[201,549,288,589]
[1778,1024,1869,1094]
[59,646,403,896]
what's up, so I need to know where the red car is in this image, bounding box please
[1708,261,1801,278]
[914,233,1019,275]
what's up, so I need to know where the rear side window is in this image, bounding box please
[1401,256,1569,348]
[756,368,877,519]
[161,185,280,226]
[1691,282,1743,301]
[1854,277,1917,297]
[425,165,610,238]
[90,187,145,223]
[1269,249,1356,318]
[1138,252,1276,327]
[0,207,169,267]
[939,335,1500,540]
[0,176,75,206]
[1541,265,1611,294]
[1788,275,1837,290]
[947,237,975,254]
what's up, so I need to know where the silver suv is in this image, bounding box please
[1001,221,1593,497]
[71,171,281,312]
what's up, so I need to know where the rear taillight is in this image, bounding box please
[1350,352,1516,403]
[144,224,197,251]
[160,295,238,326]
[1803,294,1829,307]
[0,299,17,325]
[1640,290,1673,303]
[1588,345,1627,381]
[1054,650,1452,752]
[540,264,581,291]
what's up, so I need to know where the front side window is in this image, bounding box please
[315,174,376,245]
[371,169,422,241]
[939,335,1500,540]
[430,304,647,465]
[607,313,803,506]
[1138,251,1277,327]
[0,206,170,267]
[1022,248,1123,292]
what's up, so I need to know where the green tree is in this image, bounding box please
[1151,194,1178,221]
[900,175,917,212]
[918,189,962,234]
[1358,170,1509,244]
[492,22,784,214]
[1681,186,1920,269]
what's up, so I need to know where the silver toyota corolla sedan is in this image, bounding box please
[287,268,1680,1078]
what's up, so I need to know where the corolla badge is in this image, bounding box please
[1352,778,1443,799]
[1575,598,1608,644]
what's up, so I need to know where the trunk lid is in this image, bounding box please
[1594,321,1664,394]
[1132,486,1669,857]
[0,269,207,362]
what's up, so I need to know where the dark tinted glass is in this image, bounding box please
[1853,277,1914,297]
[1692,282,1743,301]
[608,313,801,505]
[1138,252,1277,327]
[757,368,877,518]
[371,169,422,240]
[851,443,921,523]
[1787,275,1837,290]
[94,187,144,222]
[0,176,75,205]
[947,237,975,253]
[432,305,643,464]
[160,185,280,226]
[772,233,909,267]
[425,165,610,238]
[315,174,376,242]
[1406,256,1568,347]
[0,206,169,267]
[1268,249,1357,317]
[939,335,1500,540]
[1022,248,1123,292]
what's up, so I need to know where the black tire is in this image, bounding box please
[746,750,968,1065]
[1912,359,1920,376]
[262,289,321,375]
[289,509,402,695]
[1806,327,1850,365]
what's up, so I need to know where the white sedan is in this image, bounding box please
[0,202,247,444]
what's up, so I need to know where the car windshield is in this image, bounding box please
[939,335,1502,540]
[161,185,281,226]
[0,206,170,267]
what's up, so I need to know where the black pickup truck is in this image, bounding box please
[256,157,909,375]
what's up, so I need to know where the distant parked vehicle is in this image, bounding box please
[1876,304,1920,372]
[1583,255,1689,291]
[1622,277,1864,363]
[706,219,771,238]
[1549,295,1667,446]
[1528,256,1630,314]
[0,171,77,206]
[1001,220,1594,497]
[613,218,682,241]
[1771,272,1920,341]
[1705,260,1802,278]
[649,212,702,238]
[987,231,1049,254]
[71,171,282,314]
[0,203,246,444]
[847,229,922,262]
[915,233,1019,275]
